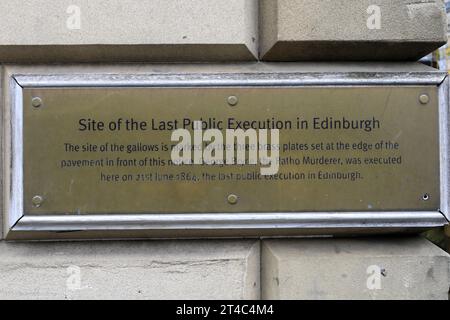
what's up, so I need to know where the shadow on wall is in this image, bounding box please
[422,227,449,252]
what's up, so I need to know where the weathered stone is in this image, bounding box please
[0,240,260,299]
[261,236,450,299]
[260,0,447,61]
[0,0,258,62]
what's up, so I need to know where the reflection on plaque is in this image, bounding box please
[23,86,439,214]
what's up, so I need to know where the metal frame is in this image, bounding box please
[4,70,450,240]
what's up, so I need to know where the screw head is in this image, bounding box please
[227,194,239,205]
[419,94,429,105]
[227,95,238,106]
[32,195,44,207]
[31,97,43,108]
[422,193,430,201]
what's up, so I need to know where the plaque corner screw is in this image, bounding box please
[419,94,430,105]
[227,95,238,107]
[32,195,44,207]
[227,194,239,205]
[422,193,430,201]
[31,97,43,108]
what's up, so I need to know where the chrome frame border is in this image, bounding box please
[4,70,449,240]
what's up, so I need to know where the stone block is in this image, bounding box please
[0,239,260,299]
[260,0,447,61]
[0,0,258,62]
[261,236,450,299]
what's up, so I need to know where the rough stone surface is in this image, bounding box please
[260,0,447,61]
[261,236,450,300]
[0,240,260,299]
[0,235,449,299]
[0,0,258,62]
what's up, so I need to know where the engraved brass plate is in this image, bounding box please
[23,86,439,215]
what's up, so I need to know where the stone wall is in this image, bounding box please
[0,0,449,299]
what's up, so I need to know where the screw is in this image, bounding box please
[32,195,44,207]
[227,95,238,106]
[31,97,43,108]
[227,194,239,205]
[422,193,430,201]
[419,94,429,105]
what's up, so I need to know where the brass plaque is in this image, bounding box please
[23,86,439,214]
